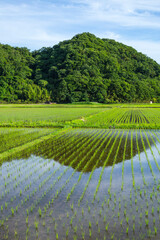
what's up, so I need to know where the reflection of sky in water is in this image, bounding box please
[112,141,160,190]
[1,130,160,240]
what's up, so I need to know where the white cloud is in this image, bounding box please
[71,0,160,29]
[97,31,121,41]
[122,40,160,63]
[0,0,159,63]
[0,2,75,48]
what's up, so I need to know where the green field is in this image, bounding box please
[0,106,108,127]
[0,104,160,128]
[0,104,160,240]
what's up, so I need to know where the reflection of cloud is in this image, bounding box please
[0,1,160,62]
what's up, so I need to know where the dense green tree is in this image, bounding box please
[32,32,160,103]
[0,33,160,103]
[0,44,50,102]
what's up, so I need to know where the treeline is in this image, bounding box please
[1,33,160,103]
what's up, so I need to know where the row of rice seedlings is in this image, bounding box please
[133,110,146,124]
[51,130,96,164]
[93,185,157,240]
[0,128,26,140]
[154,129,160,139]
[44,129,82,152]
[0,129,29,153]
[140,130,156,182]
[109,109,128,124]
[0,158,29,189]
[130,110,138,123]
[1,157,53,204]
[36,129,94,164]
[113,109,148,124]
[56,130,102,167]
[108,130,124,193]
[0,156,43,199]
[79,130,113,203]
[0,152,48,189]
[42,194,105,239]
[66,130,107,201]
[0,158,32,196]
[25,130,104,214]
[2,186,159,236]
[26,149,80,206]
[151,130,160,148]
[0,158,53,219]
[32,130,159,239]
[149,131,160,157]
[131,110,137,123]
[1,128,160,239]
[79,108,160,128]
[0,129,59,166]
[61,130,103,168]
[132,110,140,123]
[135,130,146,186]
[0,129,25,148]
[116,109,129,124]
[3,127,70,176]
[138,110,150,123]
[121,130,129,190]
[1,152,28,173]
[78,108,121,126]
[134,110,141,124]
[31,129,76,161]
[94,109,121,124]
[125,110,132,124]
[131,131,135,187]
[124,109,133,123]
[31,132,106,219]
[93,130,120,201]
[142,109,160,124]
[37,131,111,220]
[144,131,160,171]
[0,129,52,154]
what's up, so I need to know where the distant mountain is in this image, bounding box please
[1,32,160,103]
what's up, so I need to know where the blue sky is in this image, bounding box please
[0,0,160,63]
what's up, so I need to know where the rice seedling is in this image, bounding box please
[0,124,160,240]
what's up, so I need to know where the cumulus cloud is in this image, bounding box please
[122,40,160,63]
[0,0,159,62]
[97,31,121,41]
[74,0,160,29]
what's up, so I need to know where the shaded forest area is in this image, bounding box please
[0,32,160,103]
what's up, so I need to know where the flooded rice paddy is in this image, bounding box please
[0,128,160,240]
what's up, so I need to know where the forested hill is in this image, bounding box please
[0,44,50,102]
[1,32,160,103]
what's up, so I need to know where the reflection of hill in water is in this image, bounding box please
[3,129,159,172]
[25,130,159,172]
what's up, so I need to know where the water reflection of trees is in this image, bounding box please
[2,130,158,172]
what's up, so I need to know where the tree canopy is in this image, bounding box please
[0,44,50,102]
[1,33,160,103]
